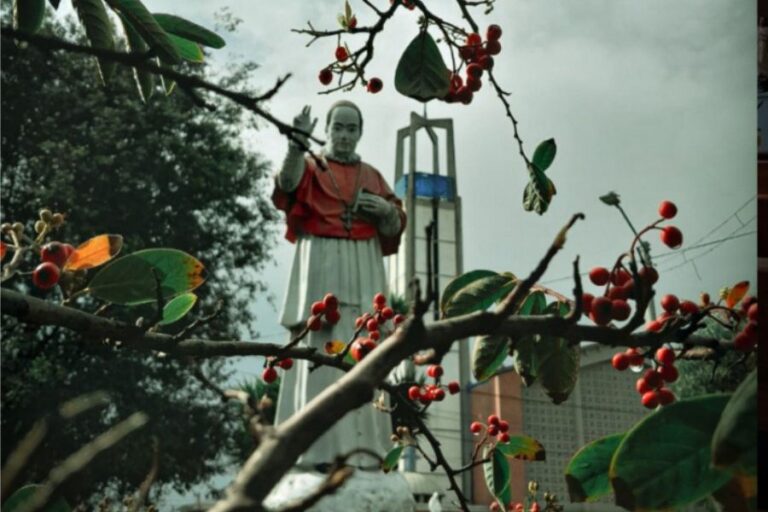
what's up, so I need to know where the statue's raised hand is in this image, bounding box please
[292,105,318,148]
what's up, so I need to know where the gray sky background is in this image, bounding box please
[53,0,757,371]
[152,0,756,349]
[48,0,758,504]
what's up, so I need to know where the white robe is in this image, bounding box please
[274,234,393,468]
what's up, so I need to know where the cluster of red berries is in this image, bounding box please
[33,241,75,290]
[262,357,294,384]
[734,297,758,351]
[443,25,502,105]
[657,200,683,249]
[406,364,460,404]
[318,47,383,94]
[349,293,405,362]
[469,414,512,443]
[612,346,677,409]
[489,502,538,512]
[306,293,342,331]
[642,292,699,333]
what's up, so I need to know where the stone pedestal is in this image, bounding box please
[263,469,416,512]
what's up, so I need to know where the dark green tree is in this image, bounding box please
[1,13,277,505]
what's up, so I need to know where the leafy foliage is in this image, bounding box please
[394,30,450,102]
[565,433,623,502]
[1,14,277,503]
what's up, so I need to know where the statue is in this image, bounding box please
[271,101,407,470]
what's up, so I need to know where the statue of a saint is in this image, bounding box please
[271,101,406,469]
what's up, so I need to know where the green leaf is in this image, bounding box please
[509,292,548,386]
[522,164,556,215]
[517,291,547,316]
[440,270,499,317]
[483,446,511,508]
[711,370,756,468]
[381,444,403,472]
[565,433,624,502]
[536,335,579,404]
[159,61,176,95]
[167,33,204,63]
[152,13,225,49]
[599,191,621,206]
[159,292,197,325]
[87,248,206,305]
[13,0,46,33]
[3,484,71,512]
[496,435,545,461]
[472,334,510,382]
[532,139,557,172]
[72,0,116,84]
[442,272,517,318]
[118,13,154,102]
[105,0,181,64]
[394,30,451,103]
[610,394,733,511]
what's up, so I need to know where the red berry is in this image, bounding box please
[679,300,699,316]
[32,262,60,290]
[278,358,294,370]
[658,200,678,220]
[335,46,349,62]
[607,286,629,301]
[40,242,69,268]
[355,316,365,329]
[641,390,659,409]
[660,226,683,249]
[466,32,482,46]
[427,364,443,378]
[466,63,483,79]
[487,414,500,426]
[498,420,509,433]
[307,315,323,331]
[350,337,377,361]
[432,388,446,401]
[643,368,663,389]
[645,320,663,332]
[498,432,510,443]
[466,75,482,92]
[457,86,473,105]
[733,332,755,351]
[366,318,379,332]
[486,24,502,41]
[743,321,757,342]
[611,353,630,371]
[625,347,644,366]
[657,388,676,405]
[262,366,278,383]
[487,424,499,436]
[660,294,679,313]
[323,293,339,311]
[381,306,395,320]
[318,68,333,85]
[655,347,676,366]
[0,241,7,262]
[311,301,326,315]
[408,385,421,400]
[589,267,610,286]
[636,377,652,395]
[393,314,405,325]
[657,364,678,383]
[747,302,758,322]
[590,296,613,325]
[366,77,383,93]
[529,503,540,512]
[489,502,501,512]
[638,266,659,285]
[612,299,631,321]
[470,421,483,434]
[325,309,341,325]
[485,40,501,55]
[448,381,460,394]
[741,295,757,311]
[458,45,475,61]
[373,292,386,305]
[478,55,494,70]
[581,292,594,315]
[611,269,631,287]
[369,330,380,341]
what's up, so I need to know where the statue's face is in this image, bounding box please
[326,106,361,157]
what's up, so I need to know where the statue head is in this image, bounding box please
[325,100,363,162]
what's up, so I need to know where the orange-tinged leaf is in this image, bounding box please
[324,340,345,355]
[64,235,123,271]
[725,281,749,309]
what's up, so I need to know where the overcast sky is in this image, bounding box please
[55,0,757,360]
